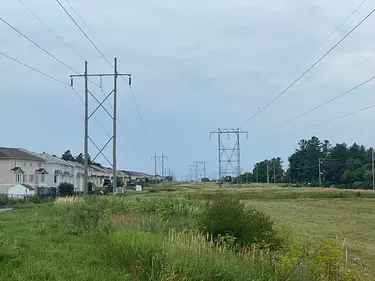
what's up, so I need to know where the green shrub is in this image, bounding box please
[199,196,283,250]
[58,183,74,197]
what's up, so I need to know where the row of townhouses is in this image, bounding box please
[0,147,152,197]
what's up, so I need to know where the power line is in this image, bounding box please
[269,75,375,129]
[0,51,68,86]
[55,0,153,159]
[307,103,375,130]
[0,16,78,74]
[282,0,368,80]
[240,7,375,127]
[128,84,156,153]
[99,87,145,157]
[55,0,112,67]
[56,0,157,154]
[16,0,85,60]
[0,50,142,163]
[64,0,113,59]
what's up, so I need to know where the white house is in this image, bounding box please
[0,147,48,194]
[21,151,76,188]
[7,183,35,198]
[90,165,112,188]
[67,161,84,193]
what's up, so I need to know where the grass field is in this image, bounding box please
[1,184,374,280]
[247,198,375,269]
[0,205,129,281]
[152,183,375,268]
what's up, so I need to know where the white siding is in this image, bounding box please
[8,184,35,198]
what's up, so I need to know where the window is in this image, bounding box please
[13,160,18,167]
[54,175,58,184]
[38,162,42,168]
[29,175,34,183]
[24,161,27,166]
[23,174,27,183]
[30,162,33,167]
[16,173,21,183]
[41,174,45,183]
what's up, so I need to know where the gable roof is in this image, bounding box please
[0,148,44,162]
[20,184,35,191]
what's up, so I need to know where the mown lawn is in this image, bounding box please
[246,198,375,270]
[0,206,129,281]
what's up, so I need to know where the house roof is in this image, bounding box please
[121,170,152,178]
[11,167,25,173]
[20,184,35,191]
[0,148,44,161]
[36,168,48,174]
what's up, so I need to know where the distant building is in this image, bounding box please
[0,147,47,194]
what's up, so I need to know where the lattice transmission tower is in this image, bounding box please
[210,128,248,184]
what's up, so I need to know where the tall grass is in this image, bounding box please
[105,229,276,281]
[55,195,373,281]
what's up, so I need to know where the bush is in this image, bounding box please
[58,183,74,197]
[199,196,283,250]
[277,240,373,280]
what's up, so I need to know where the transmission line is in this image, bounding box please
[0,16,78,74]
[307,103,375,130]
[16,0,85,60]
[269,75,375,129]
[64,0,113,59]
[0,50,145,162]
[0,15,100,89]
[282,0,368,80]
[129,85,156,153]
[56,0,157,154]
[240,7,375,127]
[0,51,67,86]
[55,0,112,67]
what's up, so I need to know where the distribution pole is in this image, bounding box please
[266,160,269,184]
[273,160,276,184]
[318,158,322,187]
[70,59,131,196]
[372,151,374,190]
[154,153,157,176]
[113,58,118,195]
[84,61,88,196]
[162,153,165,177]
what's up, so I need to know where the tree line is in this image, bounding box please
[236,136,375,189]
[60,150,103,167]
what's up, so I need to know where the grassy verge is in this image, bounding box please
[0,207,129,281]
[1,188,374,280]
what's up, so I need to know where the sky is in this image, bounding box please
[1,0,375,179]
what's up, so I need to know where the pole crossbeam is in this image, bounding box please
[70,59,131,196]
[210,128,248,186]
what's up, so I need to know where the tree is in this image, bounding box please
[201,177,210,182]
[75,153,84,164]
[61,150,75,162]
[58,183,74,196]
[253,158,283,183]
[341,171,358,185]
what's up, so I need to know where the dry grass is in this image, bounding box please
[246,198,375,270]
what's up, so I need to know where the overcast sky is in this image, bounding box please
[1,0,374,178]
